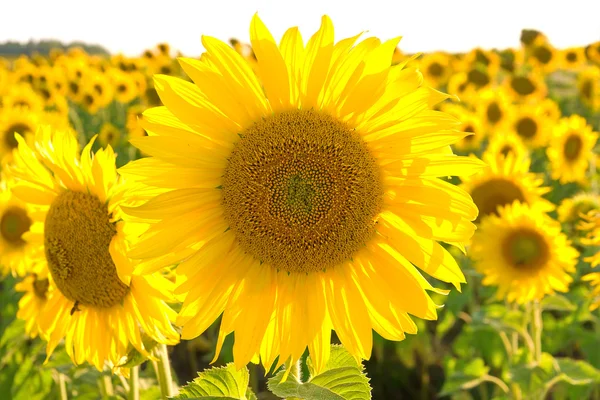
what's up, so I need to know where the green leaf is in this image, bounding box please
[172,363,255,400]
[268,345,371,400]
[541,294,576,312]
[555,358,600,385]
[510,353,600,398]
[439,358,489,396]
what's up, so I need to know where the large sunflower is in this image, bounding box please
[7,127,179,373]
[471,201,578,304]
[121,15,484,372]
[547,115,598,184]
[461,152,553,221]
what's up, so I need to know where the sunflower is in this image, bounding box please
[419,52,452,88]
[578,67,600,111]
[110,71,138,103]
[98,122,122,148]
[585,41,600,65]
[547,115,598,184]
[527,37,558,74]
[0,180,39,277]
[504,72,547,103]
[442,106,485,153]
[7,127,179,373]
[15,267,50,338]
[558,193,600,237]
[508,103,550,148]
[471,201,578,304]
[2,83,45,112]
[580,211,600,267]
[120,15,484,373]
[538,98,561,122]
[0,107,38,163]
[461,152,553,221]
[560,47,587,70]
[126,104,149,140]
[475,89,512,132]
[447,72,476,103]
[485,132,529,163]
[462,48,501,77]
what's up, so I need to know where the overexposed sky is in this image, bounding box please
[1,0,599,56]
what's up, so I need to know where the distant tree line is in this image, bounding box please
[0,40,109,56]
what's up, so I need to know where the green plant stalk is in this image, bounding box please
[58,372,68,400]
[155,344,174,399]
[129,366,139,400]
[531,301,543,363]
[101,373,114,397]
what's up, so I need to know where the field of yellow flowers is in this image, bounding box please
[1,17,600,400]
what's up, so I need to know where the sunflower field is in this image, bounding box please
[1,16,600,400]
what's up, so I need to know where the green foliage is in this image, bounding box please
[173,363,257,400]
[0,40,109,56]
[267,345,371,400]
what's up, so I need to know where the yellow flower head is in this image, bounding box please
[121,15,485,373]
[15,266,50,338]
[471,201,578,304]
[461,152,553,221]
[485,132,529,164]
[7,127,179,374]
[547,115,598,184]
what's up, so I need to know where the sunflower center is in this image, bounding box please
[470,178,526,219]
[581,80,592,100]
[511,77,535,96]
[500,145,514,158]
[533,46,552,64]
[44,191,129,308]
[467,69,490,88]
[516,117,538,139]
[428,62,444,77]
[486,102,502,124]
[222,109,383,274]
[0,206,31,246]
[566,52,577,62]
[563,134,583,161]
[5,124,30,148]
[502,229,549,270]
[33,276,50,300]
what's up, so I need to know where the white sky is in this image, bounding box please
[1,0,600,56]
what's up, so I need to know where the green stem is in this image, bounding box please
[101,373,114,398]
[129,366,140,400]
[155,344,174,399]
[58,372,68,400]
[531,301,543,363]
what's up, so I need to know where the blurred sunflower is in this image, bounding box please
[463,48,501,76]
[560,47,586,70]
[461,152,552,221]
[2,83,45,112]
[508,104,550,148]
[0,107,38,163]
[419,52,452,88]
[98,122,122,148]
[0,182,38,277]
[111,71,138,103]
[443,106,485,153]
[585,41,600,65]
[121,15,484,373]
[471,201,578,304]
[126,104,148,140]
[505,72,547,102]
[558,193,600,229]
[7,127,179,373]
[538,98,561,122]
[485,132,528,163]
[475,89,511,132]
[578,67,600,111]
[15,268,50,338]
[580,211,600,267]
[547,115,598,184]
[527,37,558,74]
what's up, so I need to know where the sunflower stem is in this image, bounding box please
[101,373,114,397]
[531,300,543,363]
[155,344,174,399]
[58,372,68,400]
[129,366,140,400]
